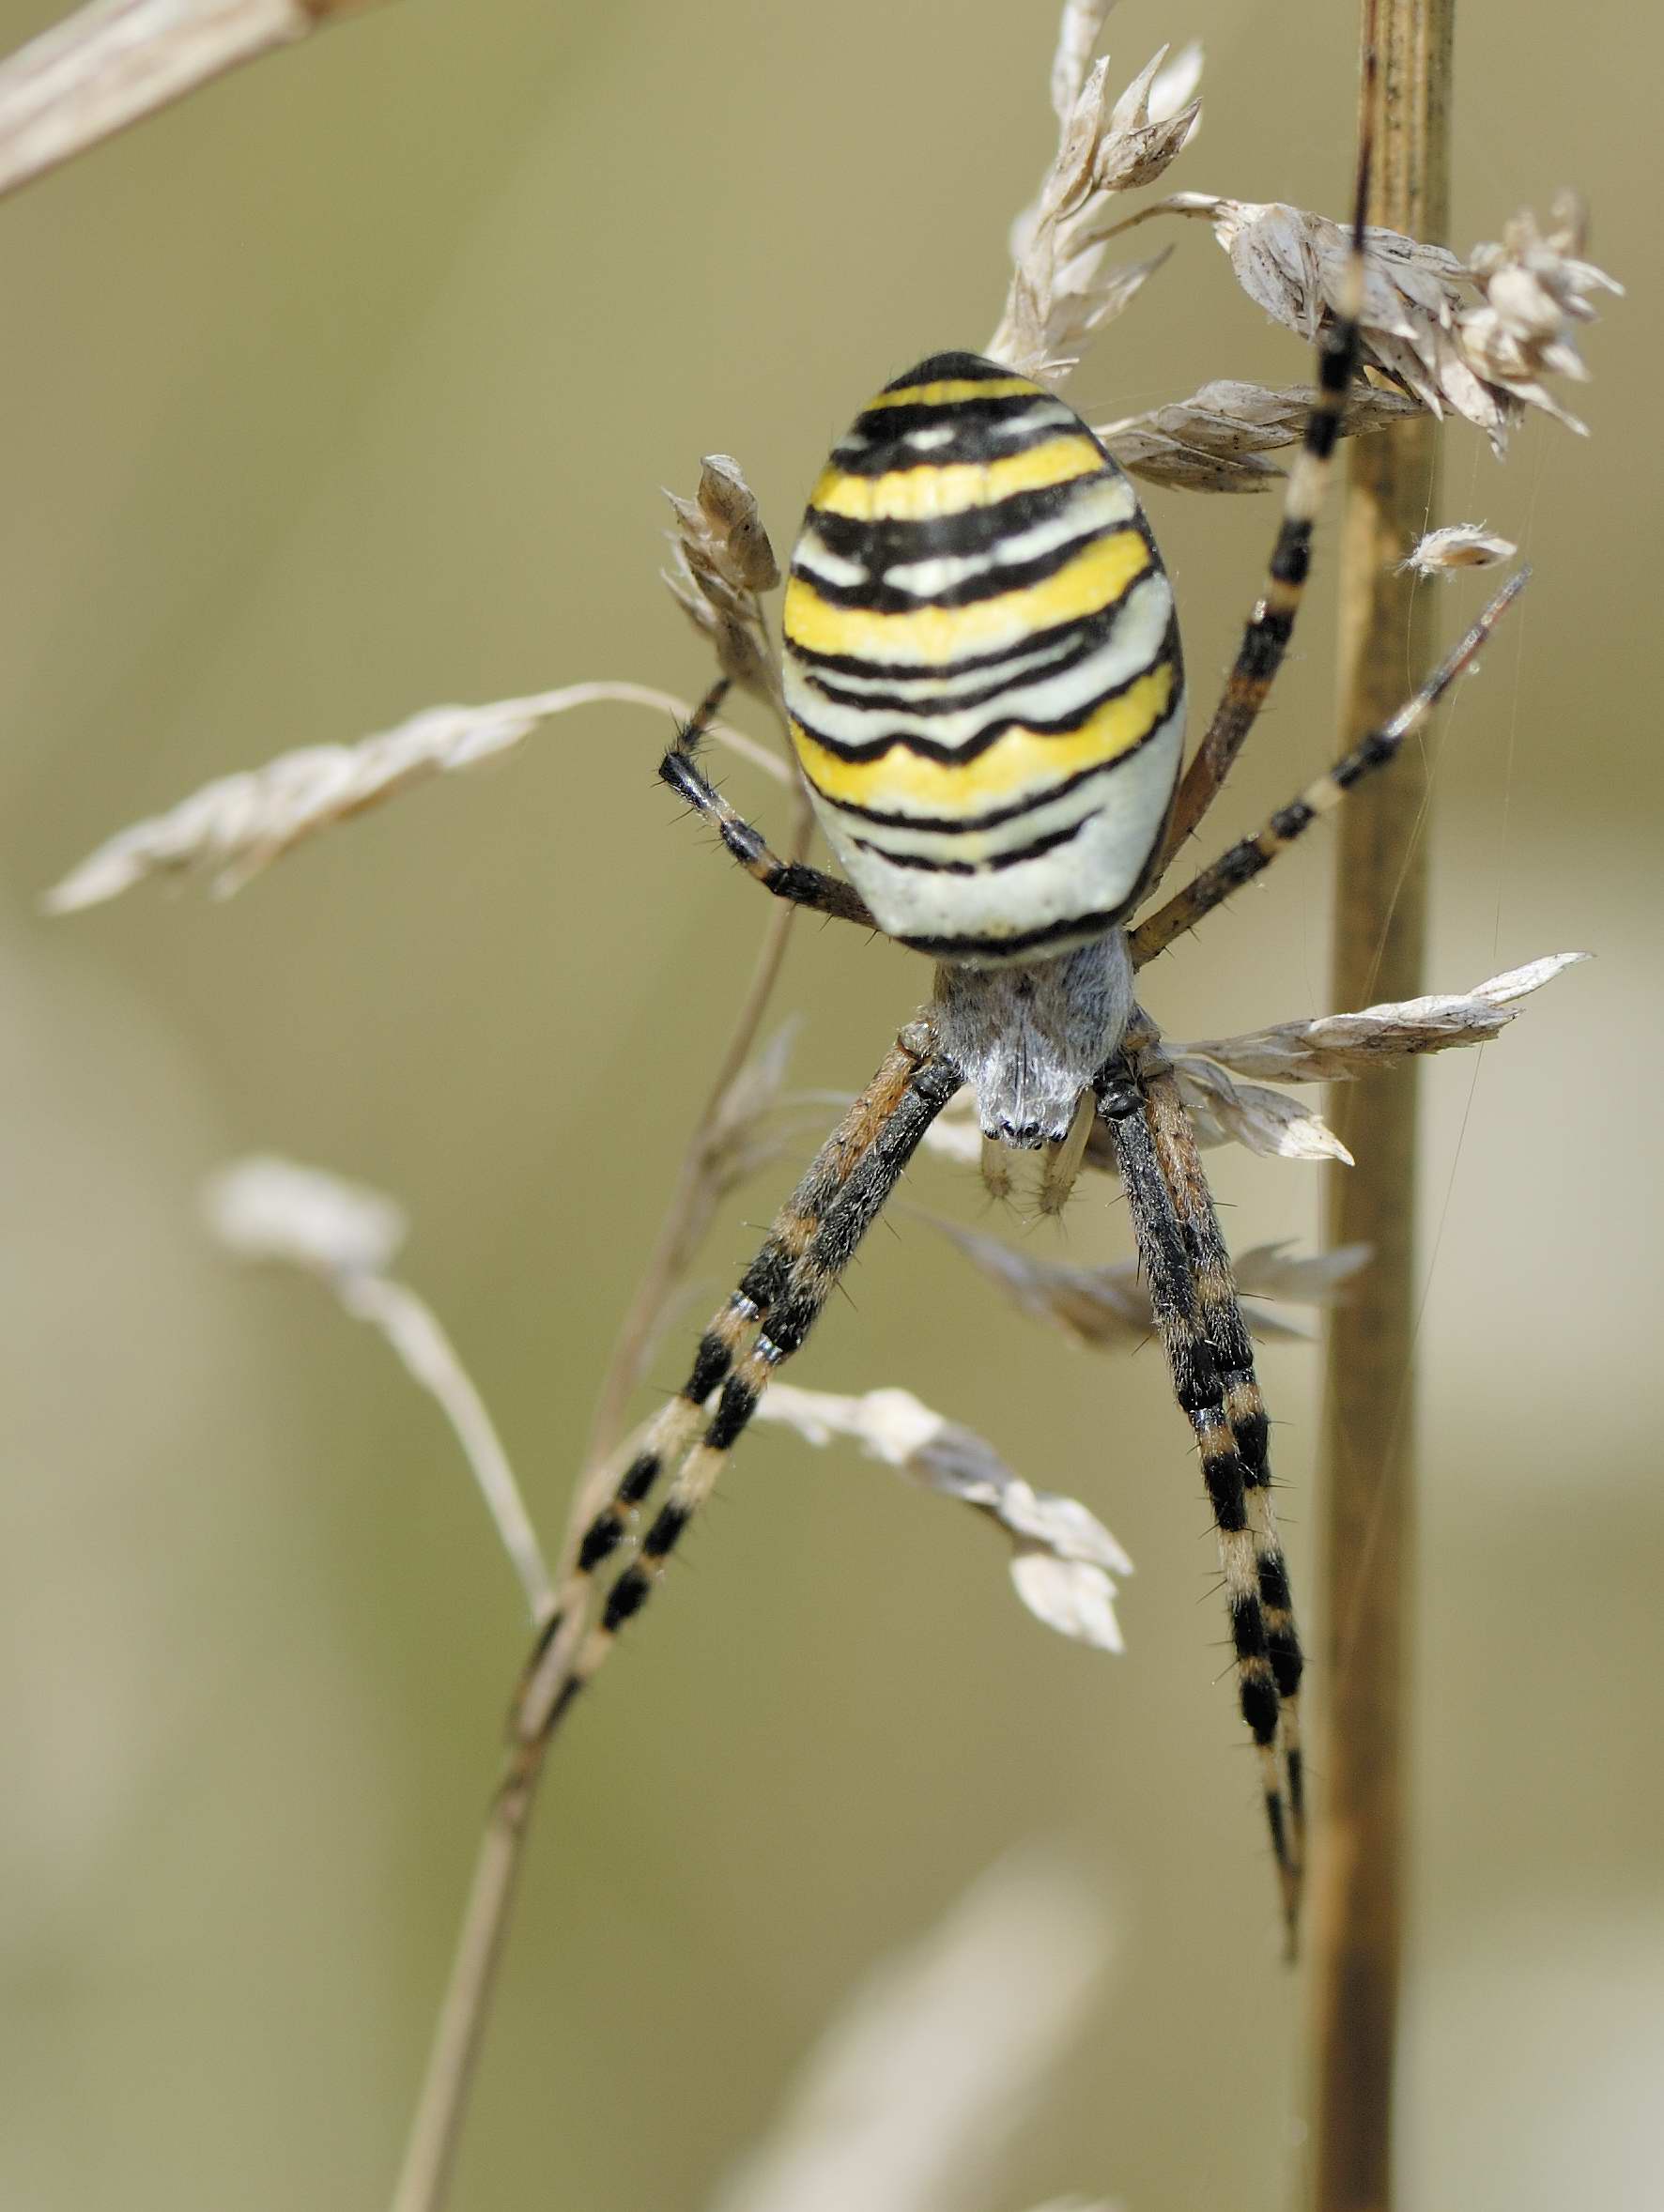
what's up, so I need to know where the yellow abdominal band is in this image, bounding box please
[783,526,1150,669]
[792,659,1177,816]
[806,435,1108,526]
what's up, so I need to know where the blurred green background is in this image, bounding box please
[1,1,1658,2206]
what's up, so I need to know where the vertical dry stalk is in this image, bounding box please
[393,487,806,2204]
[1314,5,1454,2208]
[389,1762,540,2212]
[388,849,811,2212]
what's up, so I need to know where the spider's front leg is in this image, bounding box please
[659,676,877,929]
[1148,100,1372,878]
[1127,570,1528,971]
[1097,1024,1304,1944]
[516,1014,961,1752]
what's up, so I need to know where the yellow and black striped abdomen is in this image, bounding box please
[782,351,1183,963]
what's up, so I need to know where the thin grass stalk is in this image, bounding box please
[572,790,813,1558]
[1313,4,1454,2207]
[388,1778,532,2212]
[391,770,811,2212]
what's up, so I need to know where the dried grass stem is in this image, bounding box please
[571,794,812,1551]
[388,1786,533,2212]
[1311,6,1454,2207]
[0,0,384,202]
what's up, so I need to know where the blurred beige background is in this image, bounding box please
[1,2,1658,2207]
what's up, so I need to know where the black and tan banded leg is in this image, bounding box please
[527,1017,961,1745]
[1132,1022,1308,1913]
[1152,57,1378,875]
[661,676,877,929]
[1128,568,1528,972]
[1095,1040,1298,1941]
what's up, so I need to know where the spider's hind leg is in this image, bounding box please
[518,1015,961,1751]
[661,676,876,929]
[1096,1029,1302,1944]
[1135,1034,1308,1890]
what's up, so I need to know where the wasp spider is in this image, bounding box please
[530,196,1520,1943]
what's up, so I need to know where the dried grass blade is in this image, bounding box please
[45,680,786,913]
[0,0,382,201]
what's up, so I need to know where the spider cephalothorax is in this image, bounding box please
[527,219,1521,1946]
[932,934,1135,1149]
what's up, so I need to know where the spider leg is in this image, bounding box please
[978,1134,1016,1205]
[1132,1019,1308,1916]
[518,1016,960,1749]
[1037,1090,1097,1218]
[661,676,877,928]
[1096,1038,1299,1941]
[1151,97,1375,875]
[1127,569,1528,972]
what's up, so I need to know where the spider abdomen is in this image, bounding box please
[782,351,1184,964]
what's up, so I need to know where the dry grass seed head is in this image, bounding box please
[925,1214,1368,1357]
[663,453,782,701]
[1126,188,1621,450]
[1099,378,1418,493]
[989,4,1202,380]
[1398,522,1518,576]
[1185,955,1590,1083]
[706,1850,1111,2212]
[42,680,787,914]
[755,1381,1132,1653]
